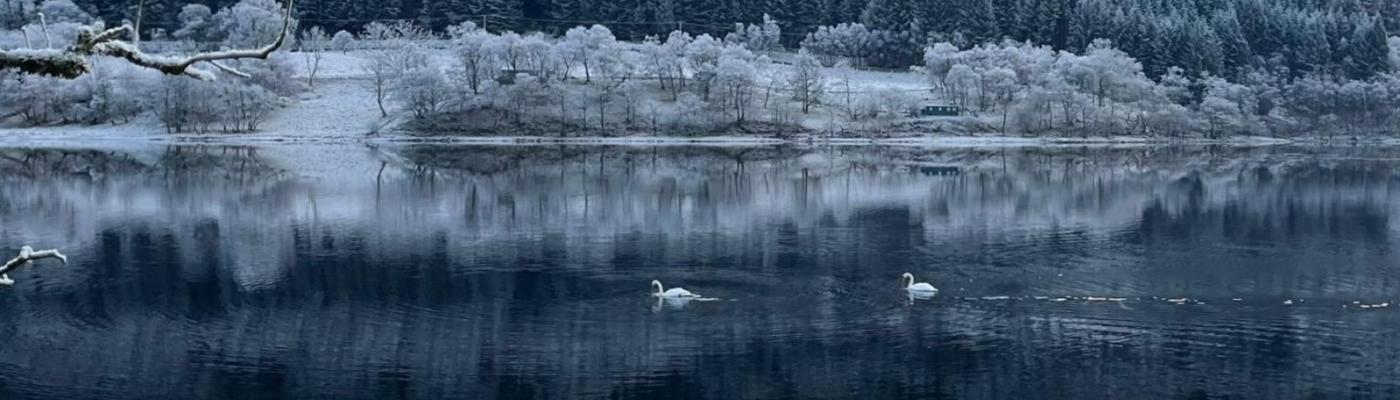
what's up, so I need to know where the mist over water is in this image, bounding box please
[1,144,1399,399]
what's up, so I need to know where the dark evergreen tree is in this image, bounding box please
[1211,8,1253,78]
[1342,15,1392,79]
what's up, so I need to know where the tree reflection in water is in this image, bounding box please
[0,144,1398,399]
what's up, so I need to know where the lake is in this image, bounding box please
[0,143,1398,399]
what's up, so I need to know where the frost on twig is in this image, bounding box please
[0,0,295,80]
[0,246,68,286]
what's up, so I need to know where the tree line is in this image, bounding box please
[5,0,1394,80]
[3,0,1398,138]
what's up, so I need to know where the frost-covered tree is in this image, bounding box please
[801,23,873,66]
[172,4,213,42]
[725,14,782,54]
[923,42,959,92]
[299,25,326,88]
[650,30,691,99]
[502,73,546,123]
[828,60,857,120]
[394,63,451,119]
[983,67,1018,131]
[214,0,298,49]
[788,51,824,113]
[330,29,354,51]
[518,33,559,81]
[685,34,722,99]
[588,43,638,131]
[1199,75,1253,137]
[713,47,757,125]
[360,20,430,47]
[560,25,615,84]
[216,79,279,132]
[945,64,978,109]
[363,52,391,116]
[448,21,494,95]
[488,32,523,71]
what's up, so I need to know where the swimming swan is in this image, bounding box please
[652,280,700,299]
[902,273,938,294]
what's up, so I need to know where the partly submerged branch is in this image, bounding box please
[0,0,295,80]
[0,246,68,286]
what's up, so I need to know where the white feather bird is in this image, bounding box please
[902,272,938,295]
[652,280,700,299]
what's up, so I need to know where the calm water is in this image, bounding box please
[1,144,1399,399]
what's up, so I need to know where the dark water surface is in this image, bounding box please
[1,144,1399,399]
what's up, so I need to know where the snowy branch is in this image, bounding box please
[0,49,91,78]
[0,246,68,286]
[0,0,295,80]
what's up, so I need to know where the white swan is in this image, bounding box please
[652,280,700,299]
[902,273,938,295]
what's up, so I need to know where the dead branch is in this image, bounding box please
[0,246,68,286]
[0,0,295,81]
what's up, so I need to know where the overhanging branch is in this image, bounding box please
[0,0,295,80]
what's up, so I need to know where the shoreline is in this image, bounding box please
[0,127,1335,147]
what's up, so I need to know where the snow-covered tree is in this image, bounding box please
[587,38,637,131]
[448,21,495,95]
[299,25,327,88]
[651,30,691,99]
[712,47,757,125]
[361,44,422,117]
[394,63,451,118]
[726,14,782,54]
[491,32,525,71]
[983,67,1018,131]
[501,73,546,123]
[685,34,722,99]
[215,79,279,132]
[788,51,824,113]
[801,23,873,66]
[173,4,214,42]
[560,25,615,84]
[330,29,354,51]
[1199,76,1251,137]
[923,42,958,92]
[518,33,559,81]
[360,20,430,47]
[214,0,298,49]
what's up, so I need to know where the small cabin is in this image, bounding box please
[920,105,961,117]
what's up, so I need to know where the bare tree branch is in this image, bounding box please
[0,0,296,80]
[0,246,68,286]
